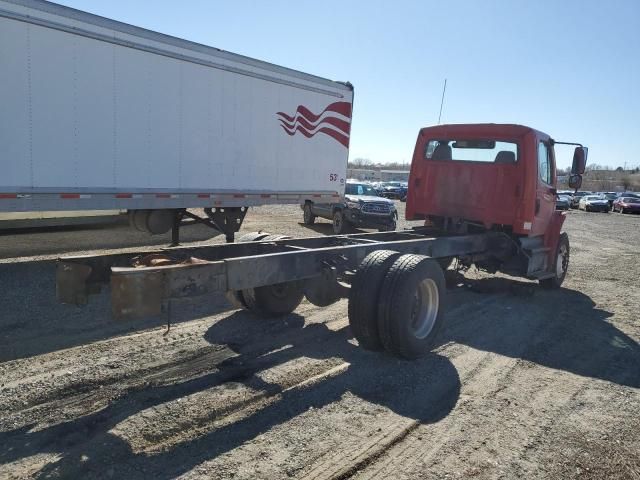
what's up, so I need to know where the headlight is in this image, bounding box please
[346,201,361,209]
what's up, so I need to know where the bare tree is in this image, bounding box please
[349,158,373,169]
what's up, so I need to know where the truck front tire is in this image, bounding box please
[377,254,446,359]
[540,232,570,289]
[348,250,401,351]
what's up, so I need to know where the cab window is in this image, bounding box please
[538,142,551,185]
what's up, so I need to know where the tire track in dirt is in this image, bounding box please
[0,300,337,425]
[293,295,509,480]
[0,302,351,468]
[350,275,636,479]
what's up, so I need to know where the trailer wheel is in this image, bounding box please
[303,203,316,225]
[242,281,304,317]
[348,250,401,351]
[540,233,569,289]
[333,210,350,234]
[377,254,446,359]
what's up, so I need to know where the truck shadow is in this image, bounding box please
[2,313,461,479]
[2,278,636,478]
[0,260,231,362]
[440,275,639,389]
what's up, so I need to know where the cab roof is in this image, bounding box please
[420,123,549,140]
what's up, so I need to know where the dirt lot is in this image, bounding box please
[1,205,639,479]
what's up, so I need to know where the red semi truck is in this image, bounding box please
[57,123,587,359]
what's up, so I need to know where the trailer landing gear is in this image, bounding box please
[168,207,248,246]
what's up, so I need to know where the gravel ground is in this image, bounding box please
[0,204,638,479]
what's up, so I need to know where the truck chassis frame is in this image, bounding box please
[57,229,502,318]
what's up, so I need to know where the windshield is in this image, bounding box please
[425,139,518,163]
[345,183,378,196]
[585,196,604,201]
[623,197,640,203]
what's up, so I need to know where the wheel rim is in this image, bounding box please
[556,243,569,278]
[410,278,439,339]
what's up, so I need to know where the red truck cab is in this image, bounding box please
[406,123,586,286]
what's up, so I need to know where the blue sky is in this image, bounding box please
[56,0,640,169]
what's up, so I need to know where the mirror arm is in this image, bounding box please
[553,140,584,147]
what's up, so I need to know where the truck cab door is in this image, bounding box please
[532,141,556,236]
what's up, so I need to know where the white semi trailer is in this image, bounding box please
[0,0,353,241]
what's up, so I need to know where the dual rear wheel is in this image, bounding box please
[348,251,446,359]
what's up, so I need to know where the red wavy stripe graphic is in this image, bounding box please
[278,115,350,136]
[276,101,352,124]
[279,124,350,148]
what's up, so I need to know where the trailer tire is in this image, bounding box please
[540,232,569,289]
[377,254,446,359]
[303,203,316,225]
[242,281,304,317]
[130,210,151,232]
[348,250,401,351]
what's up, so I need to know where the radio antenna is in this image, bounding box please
[438,78,447,124]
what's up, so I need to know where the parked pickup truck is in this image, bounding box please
[302,180,397,234]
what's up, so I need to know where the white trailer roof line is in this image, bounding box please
[1,0,352,216]
[0,2,349,97]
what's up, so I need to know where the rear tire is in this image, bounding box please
[540,232,569,289]
[226,232,271,308]
[377,255,446,359]
[239,233,304,316]
[303,203,316,225]
[242,281,304,317]
[348,250,401,351]
[226,232,303,316]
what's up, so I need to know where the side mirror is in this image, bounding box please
[571,147,587,175]
[568,174,582,190]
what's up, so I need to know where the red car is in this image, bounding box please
[612,197,640,214]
